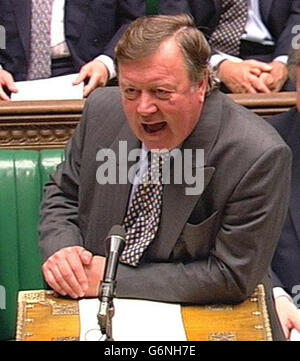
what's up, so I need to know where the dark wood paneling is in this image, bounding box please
[0,93,296,149]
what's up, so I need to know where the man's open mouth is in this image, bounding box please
[142,122,167,133]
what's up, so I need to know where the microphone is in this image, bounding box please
[97,225,126,337]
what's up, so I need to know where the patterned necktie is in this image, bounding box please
[120,152,165,267]
[209,0,248,57]
[27,0,54,80]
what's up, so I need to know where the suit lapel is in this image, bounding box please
[150,91,223,259]
[213,0,222,18]
[64,0,91,44]
[153,166,215,260]
[214,0,221,10]
[109,122,141,226]
[11,0,31,62]
[288,113,300,240]
[259,0,273,24]
[91,120,140,252]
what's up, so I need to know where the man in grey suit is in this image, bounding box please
[40,14,291,340]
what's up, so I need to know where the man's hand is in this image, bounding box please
[73,60,109,97]
[0,69,18,100]
[42,246,93,299]
[259,61,288,92]
[275,296,300,339]
[218,59,273,93]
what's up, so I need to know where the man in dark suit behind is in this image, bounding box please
[159,0,300,93]
[39,14,291,340]
[0,0,145,100]
[269,48,300,339]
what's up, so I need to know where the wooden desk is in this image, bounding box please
[16,286,272,341]
[0,92,296,150]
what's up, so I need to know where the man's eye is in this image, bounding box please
[124,88,139,99]
[155,89,171,99]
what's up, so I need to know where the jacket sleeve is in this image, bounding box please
[38,99,91,262]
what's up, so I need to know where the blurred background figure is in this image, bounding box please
[0,0,145,100]
[159,0,300,93]
[270,48,300,339]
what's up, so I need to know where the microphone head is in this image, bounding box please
[107,225,126,240]
[105,225,126,255]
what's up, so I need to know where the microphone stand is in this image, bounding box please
[97,280,116,341]
[96,225,126,341]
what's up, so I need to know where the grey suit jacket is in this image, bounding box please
[39,87,291,340]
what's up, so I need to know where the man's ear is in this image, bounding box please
[196,79,207,103]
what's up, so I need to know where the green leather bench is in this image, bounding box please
[0,150,65,340]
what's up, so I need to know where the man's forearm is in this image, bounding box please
[116,258,255,305]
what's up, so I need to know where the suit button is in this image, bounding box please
[93,38,100,46]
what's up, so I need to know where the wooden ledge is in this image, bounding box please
[0,92,296,149]
[229,91,297,108]
[0,99,86,116]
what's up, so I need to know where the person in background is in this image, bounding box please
[269,48,300,339]
[159,0,300,93]
[0,0,145,100]
[39,14,290,340]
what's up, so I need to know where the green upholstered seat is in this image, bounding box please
[0,149,64,340]
[146,0,158,15]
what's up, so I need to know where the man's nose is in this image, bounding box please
[136,93,157,116]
